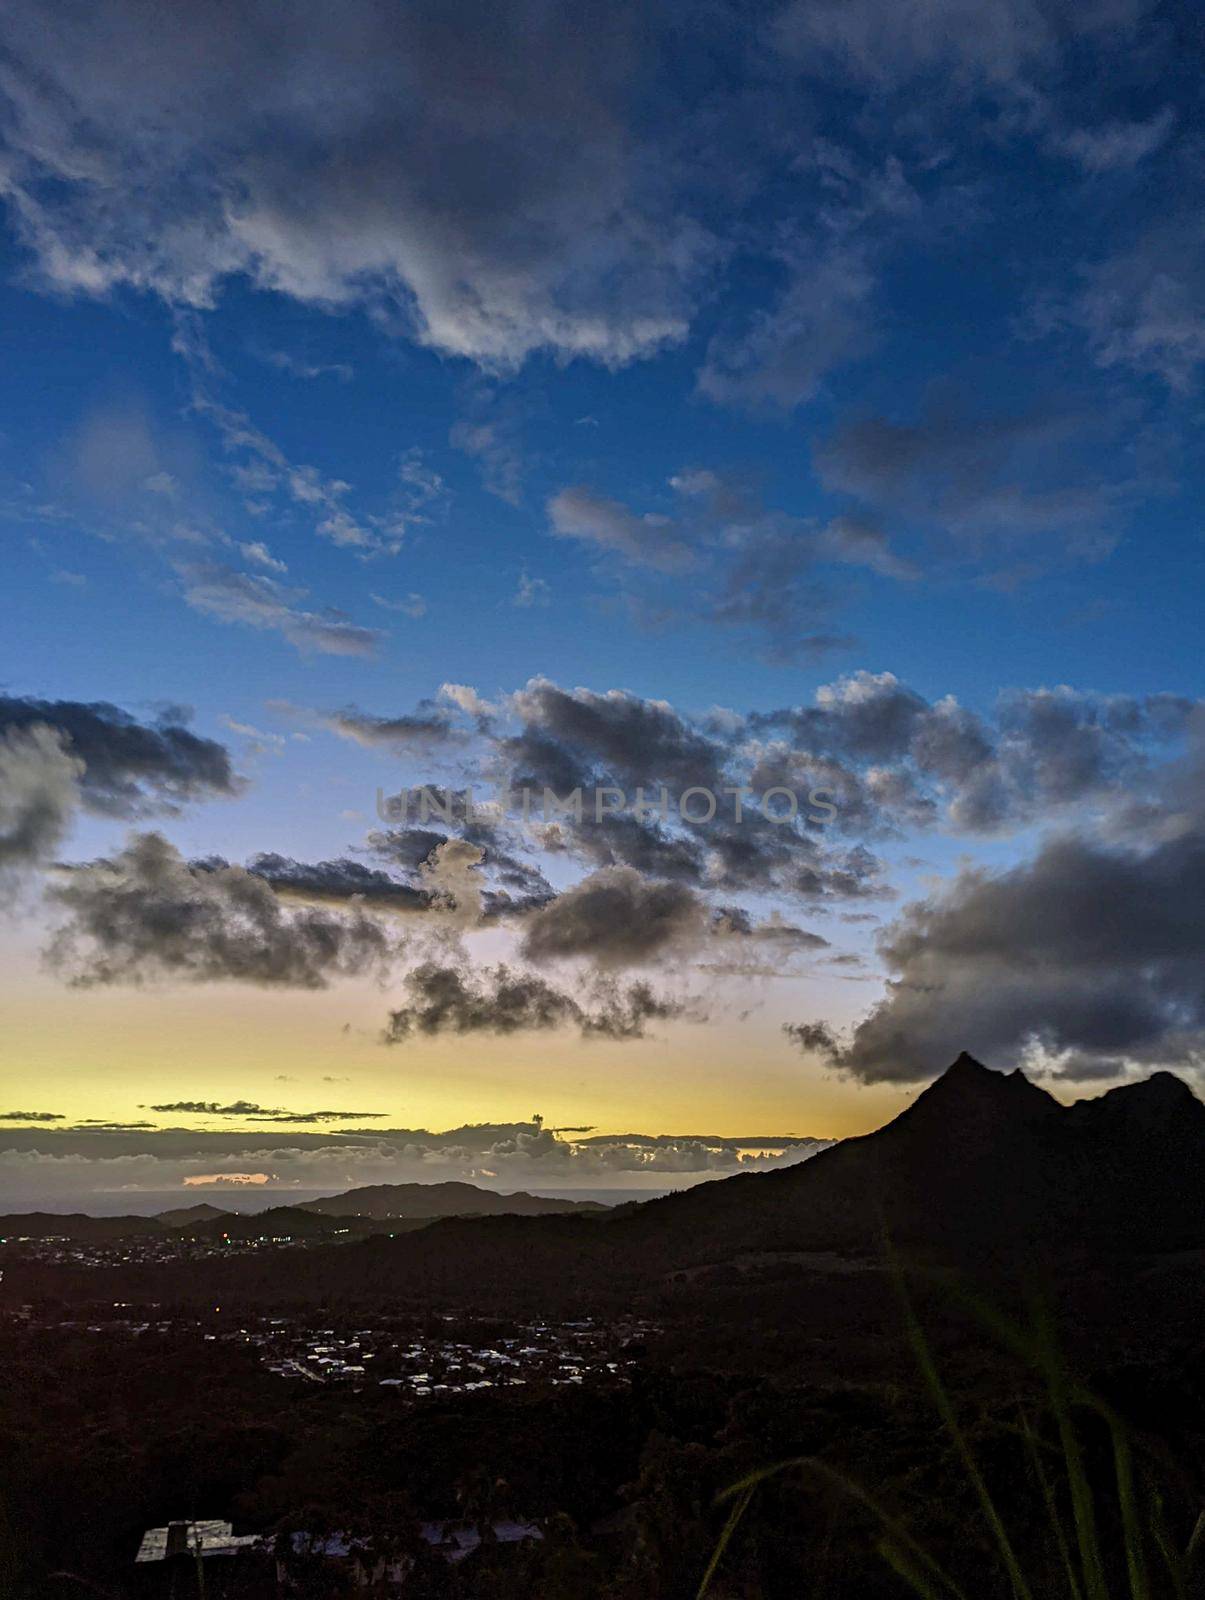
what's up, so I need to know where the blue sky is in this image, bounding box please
[1,0,1204,1205]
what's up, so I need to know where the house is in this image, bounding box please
[136,1520,262,1563]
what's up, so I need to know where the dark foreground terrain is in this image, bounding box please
[3,1057,1204,1598]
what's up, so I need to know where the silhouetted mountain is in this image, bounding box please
[155,1202,230,1227]
[618,1053,1205,1264]
[177,1205,435,1240]
[298,1180,608,1219]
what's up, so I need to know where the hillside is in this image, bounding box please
[616,1053,1205,1263]
[155,1202,230,1227]
[298,1180,608,1219]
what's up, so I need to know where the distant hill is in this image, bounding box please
[155,1203,230,1228]
[0,1212,164,1242]
[180,1205,385,1240]
[298,1180,608,1219]
[0,1180,606,1245]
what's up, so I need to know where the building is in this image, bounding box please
[135,1516,543,1591]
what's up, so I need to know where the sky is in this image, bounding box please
[1,0,1204,1210]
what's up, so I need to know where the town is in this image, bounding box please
[3,1300,657,1397]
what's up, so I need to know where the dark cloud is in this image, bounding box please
[509,679,726,793]
[813,821,1205,1082]
[367,819,554,913]
[382,960,688,1043]
[556,808,709,885]
[482,679,895,904]
[244,853,432,912]
[698,239,877,411]
[543,477,914,660]
[148,1100,287,1116]
[547,487,695,573]
[519,866,708,968]
[783,1020,844,1058]
[309,705,461,753]
[714,907,829,951]
[0,724,83,896]
[0,0,710,368]
[814,391,1135,558]
[0,1110,65,1122]
[46,832,397,988]
[0,694,239,816]
[148,1100,387,1122]
[708,518,854,664]
[750,672,1197,836]
[771,0,1149,95]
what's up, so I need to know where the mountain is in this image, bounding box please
[617,1053,1205,1265]
[5,1058,1202,1313]
[155,1203,230,1228]
[275,1055,1205,1299]
[298,1180,608,1219]
[180,1205,383,1240]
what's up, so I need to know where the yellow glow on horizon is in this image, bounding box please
[0,934,914,1141]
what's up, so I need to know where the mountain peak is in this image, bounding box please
[1072,1069,1204,1134]
[946,1051,993,1078]
[896,1052,1059,1138]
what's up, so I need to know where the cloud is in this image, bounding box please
[545,476,914,659]
[783,1020,844,1058]
[177,562,383,657]
[814,515,919,581]
[439,683,497,721]
[0,0,709,368]
[810,818,1205,1083]
[519,865,708,968]
[237,540,287,573]
[698,241,877,410]
[370,592,427,618]
[508,679,725,792]
[382,959,688,1043]
[147,1100,387,1122]
[751,672,1195,835]
[256,348,354,382]
[1052,107,1175,173]
[1062,222,1205,393]
[770,0,1148,93]
[368,819,553,919]
[450,415,524,505]
[0,724,84,898]
[708,519,854,664]
[302,704,460,753]
[0,1110,65,1122]
[243,854,432,912]
[0,694,239,817]
[814,391,1131,554]
[514,572,550,608]
[547,487,695,573]
[45,832,397,988]
[714,907,829,952]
